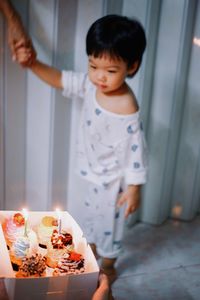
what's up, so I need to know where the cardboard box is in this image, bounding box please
[0,211,99,300]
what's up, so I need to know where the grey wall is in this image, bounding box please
[0,0,200,227]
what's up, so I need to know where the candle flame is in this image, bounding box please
[22,208,28,220]
[193,37,200,47]
[55,208,62,218]
[172,204,182,217]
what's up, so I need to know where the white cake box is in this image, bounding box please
[0,211,99,300]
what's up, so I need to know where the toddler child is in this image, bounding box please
[15,14,148,283]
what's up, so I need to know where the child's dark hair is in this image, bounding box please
[86,15,146,77]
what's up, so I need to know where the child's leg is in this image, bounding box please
[94,180,125,257]
[89,243,97,254]
[101,257,117,284]
[89,243,100,259]
[82,180,126,277]
[101,257,116,269]
[82,183,99,250]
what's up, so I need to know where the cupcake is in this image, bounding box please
[45,229,74,268]
[37,216,58,249]
[53,251,85,275]
[51,229,73,250]
[2,213,25,248]
[46,245,69,269]
[16,253,46,277]
[9,230,38,267]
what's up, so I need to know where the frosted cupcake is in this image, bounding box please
[51,229,73,250]
[46,244,68,268]
[10,230,38,267]
[45,229,74,268]
[53,251,85,275]
[37,216,58,249]
[16,253,46,277]
[2,213,25,248]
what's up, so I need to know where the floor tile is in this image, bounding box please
[112,216,200,299]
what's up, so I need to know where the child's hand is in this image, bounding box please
[117,185,141,218]
[14,39,36,67]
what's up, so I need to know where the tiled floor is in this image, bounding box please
[112,215,200,300]
[1,216,200,299]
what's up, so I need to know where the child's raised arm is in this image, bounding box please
[15,41,62,89]
[30,60,62,89]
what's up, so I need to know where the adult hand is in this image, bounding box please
[7,14,36,66]
[13,39,37,67]
[0,0,35,66]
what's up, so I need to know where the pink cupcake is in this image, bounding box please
[2,213,25,248]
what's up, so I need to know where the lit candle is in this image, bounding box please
[22,208,28,237]
[55,208,62,234]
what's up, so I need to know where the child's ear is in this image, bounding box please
[127,61,139,76]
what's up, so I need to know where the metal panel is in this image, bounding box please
[49,0,78,210]
[3,0,28,210]
[140,0,189,224]
[171,0,200,220]
[66,0,104,225]
[103,0,123,15]
[26,0,56,210]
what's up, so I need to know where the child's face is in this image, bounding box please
[88,53,132,94]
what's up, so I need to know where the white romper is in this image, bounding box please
[62,71,148,258]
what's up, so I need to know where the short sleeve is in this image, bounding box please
[124,120,148,185]
[61,71,88,99]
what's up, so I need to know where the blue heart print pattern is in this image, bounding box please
[102,182,109,189]
[133,162,140,169]
[104,231,112,236]
[80,170,87,176]
[115,211,120,219]
[127,125,134,134]
[131,144,138,152]
[127,122,140,135]
[95,108,102,115]
[113,241,121,246]
[86,120,91,126]
[94,187,98,193]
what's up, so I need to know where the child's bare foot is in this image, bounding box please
[92,272,115,300]
[102,266,117,285]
